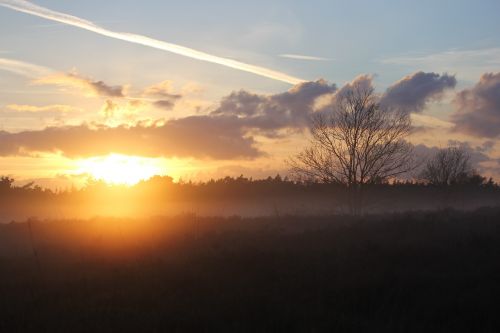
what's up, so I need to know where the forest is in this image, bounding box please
[1,172,499,221]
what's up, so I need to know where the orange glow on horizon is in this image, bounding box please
[75,154,165,186]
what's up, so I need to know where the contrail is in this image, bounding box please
[0,0,305,85]
[0,57,52,77]
[279,54,331,61]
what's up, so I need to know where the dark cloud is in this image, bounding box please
[87,77,124,98]
[452,72,500,137]
[0,80,338,159]
[0,116,262,159]
[476,140,496,153]
[1,74,472,161]
[310,75,377,119]
[214,90,264,117]
[448,140,493,166]
[143,80,182,110]
[335,74,375,99]
[212,79,337,132]
[381,72,456,113]
[35,72,124,98]
[153,98,181,111]
[153,92,182,99]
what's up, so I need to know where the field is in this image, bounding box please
[1,209,500,332]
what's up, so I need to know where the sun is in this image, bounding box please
[76,154,164,186]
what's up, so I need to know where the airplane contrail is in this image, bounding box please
[279,54,331,61]
[0,57,52,77]
[0,0,305,85]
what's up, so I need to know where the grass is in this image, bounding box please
[1,209,500,331]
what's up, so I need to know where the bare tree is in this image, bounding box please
[288,85,414,214]
[420,146,472,185]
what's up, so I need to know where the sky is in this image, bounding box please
[1,0,500,188]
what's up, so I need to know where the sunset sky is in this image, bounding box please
[1,0,500,188]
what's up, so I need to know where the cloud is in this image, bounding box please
[1,57,125,99]
[410,113,454,130]
[0,104,82,125]
[447,140,494,166]
[35,72,124,97]
[99,99,147,123]
[307,74,376,116]
[1,57,183,115]
[143,80,182,111]
[2,56,187,113]
[100,100,120,119]
[143,80,178,98]
[452,72,500,138]
[381,72,456,113]
[335,74,374,98]
[0,0,304,84]
[5,104,80,113]
[212,79,337,132]
[0,57,52,77]
[209,75,412,136]
[0,79,339,159]
[0,116,262,159]
[1,74,479,162]
[279,54,331,61]
[153,100,176,111]
[88,79,123,97]
[212,73,456,136]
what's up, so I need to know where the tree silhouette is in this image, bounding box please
[0,176,14,193]
[288,84,414,214]
[420,146,473,186]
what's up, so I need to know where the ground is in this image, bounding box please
[1,209,499,332]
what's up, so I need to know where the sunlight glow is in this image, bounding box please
[76,154,164,186]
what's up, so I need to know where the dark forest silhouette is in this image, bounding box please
[1,169,498,221]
